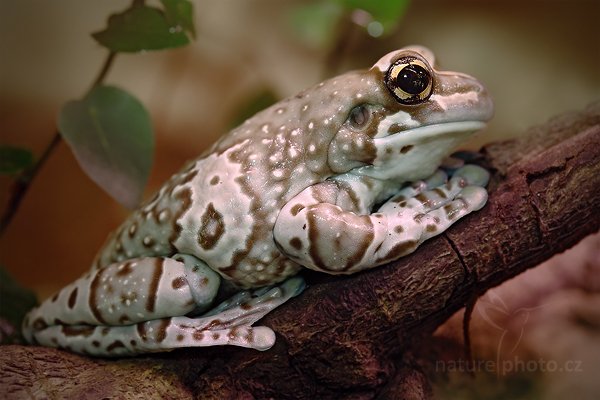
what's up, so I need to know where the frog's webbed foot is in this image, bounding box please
[125,275,304,355]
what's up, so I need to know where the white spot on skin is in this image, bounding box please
[143,236,153,246]
[291,128,301,136]
[302,105,308,112]
[308,122,314,130]
[308,144,316,153]
[356,93,362,99]
[158,210,169,223]
[261,124,270,133]
[276,108,285,114]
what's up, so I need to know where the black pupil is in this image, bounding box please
[398,64,430,95]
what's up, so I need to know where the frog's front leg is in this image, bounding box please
[274,166,489,274]
[22,254,303,356]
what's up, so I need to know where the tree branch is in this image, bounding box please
[1,102,598,400]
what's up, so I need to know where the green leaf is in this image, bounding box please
[160,0,195,38]
[229,89,279,129]
[0,265,38,344]
[341,0,410,36]
[0,146,34,175]
[92,5,191,53]
[58,85,154,208]
[289,1,344,49]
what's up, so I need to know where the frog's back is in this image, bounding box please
[92,103,333,287]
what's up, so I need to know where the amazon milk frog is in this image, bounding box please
[22,46,493,356]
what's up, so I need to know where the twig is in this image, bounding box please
[322,11,360,78]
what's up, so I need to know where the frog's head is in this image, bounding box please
[326,45,494,181]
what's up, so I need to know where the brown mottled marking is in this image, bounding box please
[89,271,109,325]
[130,340,137,346]
[67,287,78,309]
[54,318,66,325]
[388,123,402,134]
[116,261,135,277]
[376,240,417,264]
[289,237,303,250]
[426,224,437,233]
[168,186,194,248]
[172,276,186,289]
[241,302,252,310]
[120,292,138,306]
[415,193,430,206]
[212,333,220,340]
[228,327,240,340]
[413,213,426,223]
[32,318,47,331]
[119,314,131,324]
[432,188,447,199]
[62,325,95,337]
[92,340,100,347]
[398,200,407,207]
[385,147,393,155]
[51,293,59,302]
[51,338,58,345]
[400,145,413,154]
[146,258,165,313]
[290,204,305,216]
[198,202,226,250]
[101,327,110,336]
[207,319,222,329]
[176,334,185,342]
[193,331,204,341]
[443,204,455,219]
[199,277,209,286]
[394,225,404,234]
[209,176,220,185]
[307,204,374,271]
[137,322,148,341]
[156,318,170,343]
[107,340,125,352]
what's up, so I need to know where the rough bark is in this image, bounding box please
[1,102,599,400]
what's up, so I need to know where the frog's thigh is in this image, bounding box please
[22,255,220,344]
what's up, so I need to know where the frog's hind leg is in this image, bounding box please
[26,275,304,356]
[22,254,220,355]
[23,252,304,356]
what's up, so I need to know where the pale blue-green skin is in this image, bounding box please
[22,46,493,356]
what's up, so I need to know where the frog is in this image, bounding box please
[22,46,493,357]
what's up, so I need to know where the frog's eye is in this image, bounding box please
[349,105,371,129]
[385,57,433,105]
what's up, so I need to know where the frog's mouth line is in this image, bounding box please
[375,120,487,146]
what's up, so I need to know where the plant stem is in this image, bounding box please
[322,10,360,78]
[0,51,117,237]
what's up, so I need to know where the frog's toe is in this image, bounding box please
[451,164,490,187]
[280,275,306,297]
[424,169,448,189]
[418,185,487,241]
